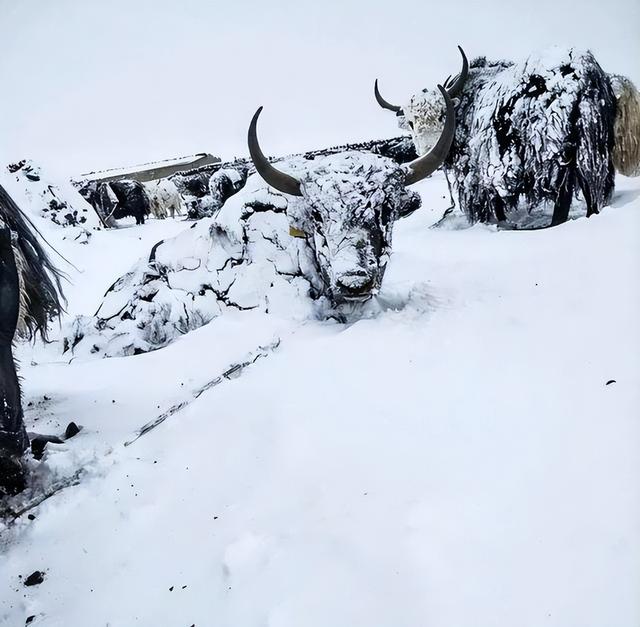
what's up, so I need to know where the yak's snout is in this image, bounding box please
[333,270,378,302]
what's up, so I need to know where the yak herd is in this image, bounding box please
[1,45,639,495]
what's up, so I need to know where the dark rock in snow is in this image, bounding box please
[24,571,45,586]
[64,422,81,439]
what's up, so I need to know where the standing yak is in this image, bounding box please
[375,46,640,226]
[79,179,151,226]
[0,185,65,496]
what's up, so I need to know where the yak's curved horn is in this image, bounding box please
[444,45,469,98]
[374,79,402,113]
[405,85,455,186]
[248,107,302,197]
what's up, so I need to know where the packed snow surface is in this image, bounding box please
[0,170,638,627]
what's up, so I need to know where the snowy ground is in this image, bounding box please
[0,172,639,627]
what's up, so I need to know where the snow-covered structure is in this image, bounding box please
[376,46,640,226]
[63,94,455,358]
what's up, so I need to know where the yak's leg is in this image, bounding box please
[577,177,600,218]
[583,187,599,218]
[550,169,576,227]
[0,228,29,496]
[492,196,507,222]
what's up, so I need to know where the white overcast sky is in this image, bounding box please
[1,0,638,175]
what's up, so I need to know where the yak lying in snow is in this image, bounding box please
[0,185,65,495]
[63,93,455,358]
[375,46,640,226]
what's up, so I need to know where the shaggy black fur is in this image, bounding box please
[109,180,151,225]
[0,185,65,339]
[79,180,151,226]
[446,52,617,225]
[0,185,65,495]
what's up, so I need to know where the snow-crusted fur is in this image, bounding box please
[171,166,248,219]
[64,153,419,358]
[209,168,246,212]
[145,179,183,219]
[398,48,623,226]
[610,74,640,177]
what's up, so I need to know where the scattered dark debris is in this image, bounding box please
[169,586,174,591]
[25,616,36,625]
[182,585,187,589]
[24,571,45,587]
[27,514,36,521]
[605,379,616,386]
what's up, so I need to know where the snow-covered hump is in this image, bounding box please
[64,152,419,358]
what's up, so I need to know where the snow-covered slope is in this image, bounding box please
[0,171,638,627]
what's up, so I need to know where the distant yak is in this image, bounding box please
[375,46,640,226]
[145,179,184,219]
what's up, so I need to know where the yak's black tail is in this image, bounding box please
[0,184,66,341]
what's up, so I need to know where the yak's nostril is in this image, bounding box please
[335,274,375,298]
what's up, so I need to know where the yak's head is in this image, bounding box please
[248,86,455,304]
[374,46,468,156]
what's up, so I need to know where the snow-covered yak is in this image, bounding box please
[172,165,248,219]
[80,179,152,226]
[0,185,65,495]
[375,46,640,226]
[145,178,183,219]
[63,91,455,358]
